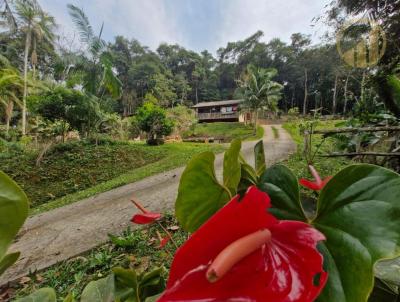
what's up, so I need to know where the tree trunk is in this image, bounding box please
[291,88,295,108]
[332,74,339,115]
[5,101,13,135]
[195,84,199,104]
[303,69,308,115]
[361,71,366,103]
[22,29,31,136]
[343,74,350,115]
[253,110,258,134]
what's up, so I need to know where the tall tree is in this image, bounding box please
[239,65,283,133]
[15,0,55,134]
[67,4,121,99]
[0,68,23,134]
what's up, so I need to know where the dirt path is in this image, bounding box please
[0,125,296,285]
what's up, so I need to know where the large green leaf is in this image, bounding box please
[0,252,20,276]
[0,171,29,261]
[81,274,115,302]
[254,140,266,176]
[15,288,56,302]
[139,267,165,301]
[223,139,242,196]
[176,152,230,232]
[113,267,138,301]
[258,164,306,221]
[314,165,400,302]
[259,164,400,302]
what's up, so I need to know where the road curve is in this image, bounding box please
[0,124,296,285]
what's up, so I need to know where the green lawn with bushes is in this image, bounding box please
[0,139,224,214]
[182,122,263,141]
[282,119,351,180]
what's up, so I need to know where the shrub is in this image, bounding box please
[166,105,196,135]
[136,102,174,145]
[33,86,103,136]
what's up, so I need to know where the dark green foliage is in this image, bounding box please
[136,102,173,145]
[32,86,103,134]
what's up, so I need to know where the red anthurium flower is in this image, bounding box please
[131,198,162,224]
[158,186,327,302]
[131,212,162,224]
[299,165,332,191]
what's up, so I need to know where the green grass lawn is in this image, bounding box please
[282,119,351,180]
[183,122,263,141]
[1,140,224,214]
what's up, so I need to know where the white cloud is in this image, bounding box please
[38,0,330,53]
[39,0,186,51]
[216,0,330,47]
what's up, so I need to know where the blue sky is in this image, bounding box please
[39,0,330,54]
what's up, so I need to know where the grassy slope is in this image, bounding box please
[282,119,351,180]
[1,141,224,215]
[184,122,264,141]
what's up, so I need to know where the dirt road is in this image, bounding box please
[0,124,295,285]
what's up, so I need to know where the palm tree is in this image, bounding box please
[14,0,56,135]
[239,65,283,133]
[0,68,23,135]
[67,4,121,99]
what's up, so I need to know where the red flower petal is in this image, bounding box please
[158,186,327,302]
[131,212,162,224]
[159,237,170,249]
[299,178,323,191]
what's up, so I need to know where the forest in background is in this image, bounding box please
[1,0,398,130]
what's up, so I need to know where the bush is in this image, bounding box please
[166,105,196,135]
[33,86,103,135]
[125,116,140,139]
[136,102,174,145]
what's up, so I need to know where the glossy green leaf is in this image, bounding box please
[113,267,138,302]
[0,252,20,276]
[258,164,306,221]
[176,152,230,232]
[259,164,400,302]
[237,160,258,196]
[223,139,242,196]
[139,267,165,301]
[254,140,266,176]
[16,288,56,302]
[81,274,115,302]
[314,165,400,302]
[0,171,29,260]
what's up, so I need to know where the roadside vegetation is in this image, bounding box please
[0,140,224,214]
[283,119,351,180]
[8,215,185,300]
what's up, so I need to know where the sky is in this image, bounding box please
[38,0,331,54]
